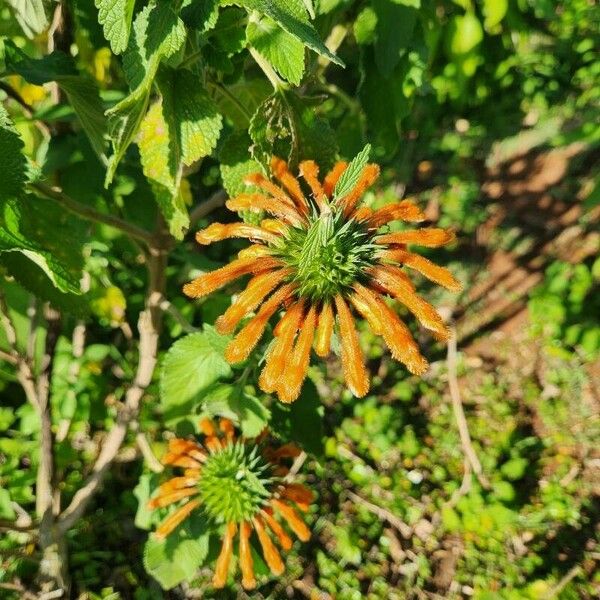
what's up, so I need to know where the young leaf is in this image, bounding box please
[333,144,372,200]
[0,105,27,202]
[247,15,305,85]
[160,328,232,416]
[95,0,136,54]
[229,0,344,67]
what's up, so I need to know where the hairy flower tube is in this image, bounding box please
[184,156,462,402]
[147,418,313,590]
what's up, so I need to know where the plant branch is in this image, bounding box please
[347,491,412,539]
[446,328,490,489]
[29,181,154,245]
[0,81,34,113]
[57,234,168,534]
[249,46,284,90]
[189,189,227,226]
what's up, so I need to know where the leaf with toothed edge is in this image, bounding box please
[333,144,372,201]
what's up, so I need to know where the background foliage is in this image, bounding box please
[0,0,599,598]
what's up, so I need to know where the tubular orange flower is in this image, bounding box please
[185,153,462,402]
[147,418,313,590]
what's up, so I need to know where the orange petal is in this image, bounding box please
[272,499,311,542]
[376,228,455,248]
[155,499,201,539]
[239,521,256,590]
[281,483,314,508]
[183,256,281,298]
[314,302,334,357]
[147,487,198,510]
[262,508,293,551]
[368,264,450,339]
[349,292,385,335]
[161,453,203,469]
[277,305,317,403]
[196,222,279,246]
[323,161,348,197]
[259,301,304,394]
[199,418,216,436]
[353,284,428,375]
[237,243,274,261]
[213,522,237,588]
[271,157,310,216]
[205,436,223,453]
[352,206,373,223]
[226,193,304,227]
[167,438,206,462]
[244,172,298,210]
[333,295,370,398]
[215,268,291,335]
[361,200,425,228]
[157,476,199,496]
[299,160,328,212]
[338,164,380,215]
[260,218,291,236]
[379,249,462,292]
[253,516,285,576]
[225,284,297,363]
[266,443,302,461]
[219,418,235,441]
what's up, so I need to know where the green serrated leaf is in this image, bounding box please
[0,105,27,202]
[333,144,371,200]
[249,91,337,171]
[181,0,220,32]
[202,384,270,438]
[160,328,232,416]
[228,0,344,66]
[0,196,85,294]
[138,69,222,238]
[247,15,305,85]
[138,100,189,239]
[105,1,186,184]
[218,131,262,197]
[143,516,209,589]
[95,0,135,54]
[3,42,106,157]
[0,253,89,315]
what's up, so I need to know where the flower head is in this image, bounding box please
[148,418,313,590]
[185,156,461,402]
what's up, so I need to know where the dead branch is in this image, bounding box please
[447,329,490,489]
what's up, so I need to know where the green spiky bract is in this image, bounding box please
[198,441,275,523]
[274,207,378,302]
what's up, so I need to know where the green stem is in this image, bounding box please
[29,181,155,246]
[249,46,284,90]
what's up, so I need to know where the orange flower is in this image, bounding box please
[147,418,313,590]
[185,154,461,402]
